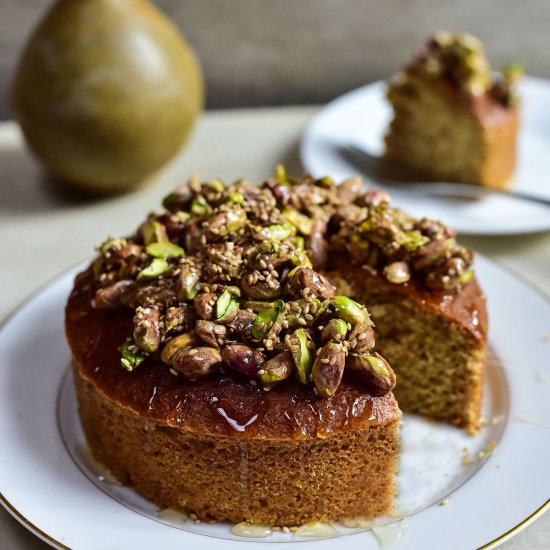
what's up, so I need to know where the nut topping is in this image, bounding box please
[87,169,474,398]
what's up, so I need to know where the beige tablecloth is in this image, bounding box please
[0,108,548,549]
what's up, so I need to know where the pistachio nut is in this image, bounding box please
[240,274,282,300]
[215,289,240,323]
[289,328,314,384]
[165,305,194,334]
[396,230,429,251]
[242,300,275,313]
[286,267,335,299]
[320,318,348,344]
[177,261,201,301]
[141,220,168,245]
[221,344,265,376]
[346,352,396,397]
[160,332,198,365]
[120,339,146,371]
[194,292,216,320]
[251,299,285,340]
[259,351,294,387]
[283,208,313,235]
[311,341,346,397]
[336,176,363,203]
[190,196,211,216]
[227,309,257,341]
[171,347,222,381]
[228,191,244,203]
[258,223,295,242]
[195,320,227,348]
[133,305,161,353]
[348,325,375,354]
[146,242,184,260]
[92,279,134,310]
[137,258,168,280]
[332,295,372,327]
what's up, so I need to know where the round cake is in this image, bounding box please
[65,168,487,526]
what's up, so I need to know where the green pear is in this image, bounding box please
[12,0,204,193]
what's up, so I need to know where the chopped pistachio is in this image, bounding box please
[191,196,211,216]
[332,295,372,326]
[137,258,168,280]
[228,191,244,203]
[259,223,295,241]
[275,163,298,185]
[92,256,104,281]
[459,268,475,285]
[120,339,146,371]
[503,61,523,82]
[146,242,184,259]
[319,175,334,186]
[216,289,240,323]
[283,208,313,235]
[292,236,305,252]
[142,220,168,245]
[218,206,247,236]
[397,231,430,251]
[175,211,190,222]
[251,299,284,339]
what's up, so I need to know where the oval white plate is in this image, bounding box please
[0,258,549,550]
[300,76,550,236]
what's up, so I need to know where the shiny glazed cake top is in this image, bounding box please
[90,168,475,396]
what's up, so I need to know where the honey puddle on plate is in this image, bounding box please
[372,519,409,549]
[76,443,120,485]
[231,522,272,538]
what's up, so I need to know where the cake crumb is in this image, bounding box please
[461,447,473,465]
[282,526,290,533]
[439,498,449,506]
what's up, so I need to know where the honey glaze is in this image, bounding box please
[231,522,272,538]
[76,443,120,485]
[157,508,188,522]
[371,519,409,549]
[295,521,339,537]
[66,269,401,440]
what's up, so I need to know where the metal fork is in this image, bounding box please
[338,144,550,206]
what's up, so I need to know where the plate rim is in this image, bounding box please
[0,257,549,549]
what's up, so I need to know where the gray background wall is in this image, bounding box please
[1,0,548,119]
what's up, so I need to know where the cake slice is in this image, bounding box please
[384,32,521,189]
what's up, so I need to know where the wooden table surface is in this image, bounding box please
[0,108,548,549]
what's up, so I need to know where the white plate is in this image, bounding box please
[0,259,549,550]
[300,76,550,236]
